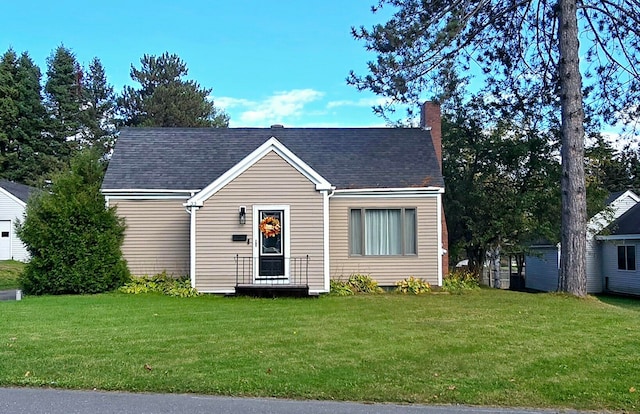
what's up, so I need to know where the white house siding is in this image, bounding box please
[525,246,559,292]
[587,194,638,236]
[611,194,639,220]
[585,192,639,293]
[586,237,602,293]
[111,199,190,276]
[0,191,29,261]
[601,240,640,295]
[194,151,325,293]
[328,195,440,286]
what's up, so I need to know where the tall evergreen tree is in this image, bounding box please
[82,57,117,155]
[624,146,640,191]
[0,49,56,184]
[585,137,629,195]
[44,45,83,159]
[0,49,20,176]
[119,52,229,127]
[15,52,60,183]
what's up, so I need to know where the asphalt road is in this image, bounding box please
[0,387,590,414]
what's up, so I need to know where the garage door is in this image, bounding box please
[0,221,11,260]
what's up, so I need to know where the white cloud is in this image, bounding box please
[598,131,640,152]
[213,96,253,108]
[326,97,389,109]
[214,89,324,127]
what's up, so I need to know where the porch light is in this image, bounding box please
[239,206,246,225]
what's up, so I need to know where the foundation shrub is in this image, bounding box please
[395,276,431,294]
[330,273,383,295]
[119,272,200,297]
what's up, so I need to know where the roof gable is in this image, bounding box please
[607,190,640,206]
[189,137,332,205]
[608,202,640,236]
[102,127,444,192]
[588,190,640,236]
[0,180,35,205]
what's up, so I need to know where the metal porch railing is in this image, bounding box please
[234,255,309,286]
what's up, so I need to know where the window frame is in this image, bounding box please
[349,207,418,257]
[617,245,636,271]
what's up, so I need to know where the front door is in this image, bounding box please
[254,206,289,281]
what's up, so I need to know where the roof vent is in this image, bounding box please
[271,124,284,128]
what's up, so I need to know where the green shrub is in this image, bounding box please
[119,272,201,298]
[395,276,431,294]
[329,279,355,296]
[17,150,130,295]
[442,269,480,294]
[330,273,383,295]
[347,273,384,294]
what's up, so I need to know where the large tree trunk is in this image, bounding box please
[557,0,587,296]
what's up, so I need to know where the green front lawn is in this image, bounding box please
[0,260,24,290]
[1,290,639,412]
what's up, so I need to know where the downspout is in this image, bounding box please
[436,190,444,286]
[323,188,336,293]
[184,192,201,289]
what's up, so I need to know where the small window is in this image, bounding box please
[349,208,416,256]
[617,246,636,271]
[1,232,8,238]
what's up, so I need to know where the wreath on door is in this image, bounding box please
[259,216,281,238]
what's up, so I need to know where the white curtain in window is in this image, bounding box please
[404,209,416,254]
[350,209,362,255]
[365,209,402,255]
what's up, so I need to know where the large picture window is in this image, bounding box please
[350,208,416,256]
[617,245,636,271]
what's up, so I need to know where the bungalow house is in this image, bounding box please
[525,190,639,294]
[0,180,34,262]
[102,103,448,295]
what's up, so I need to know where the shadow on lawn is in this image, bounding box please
[596,293,640,311]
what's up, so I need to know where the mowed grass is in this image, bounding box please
[0,260,24,290]
[1,290,639,412]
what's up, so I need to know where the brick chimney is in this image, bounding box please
[420,102,442,169]
[420,102,449,279]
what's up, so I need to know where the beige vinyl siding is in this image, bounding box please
[329,196,440,286]
[111,199,190,276]
[195,151,324,292]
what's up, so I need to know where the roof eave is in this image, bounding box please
[101,188,201,194]
[332,186,444,196]
[596,234,640,240]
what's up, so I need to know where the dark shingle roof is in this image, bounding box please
[609,203,640,235]
[0,180,34,203]
[102,127,444,191]
[605,191,625,206]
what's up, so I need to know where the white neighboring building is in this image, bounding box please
[0,180,34,262]
[525,190,640,293]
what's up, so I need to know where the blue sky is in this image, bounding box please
[2,1,399,127]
